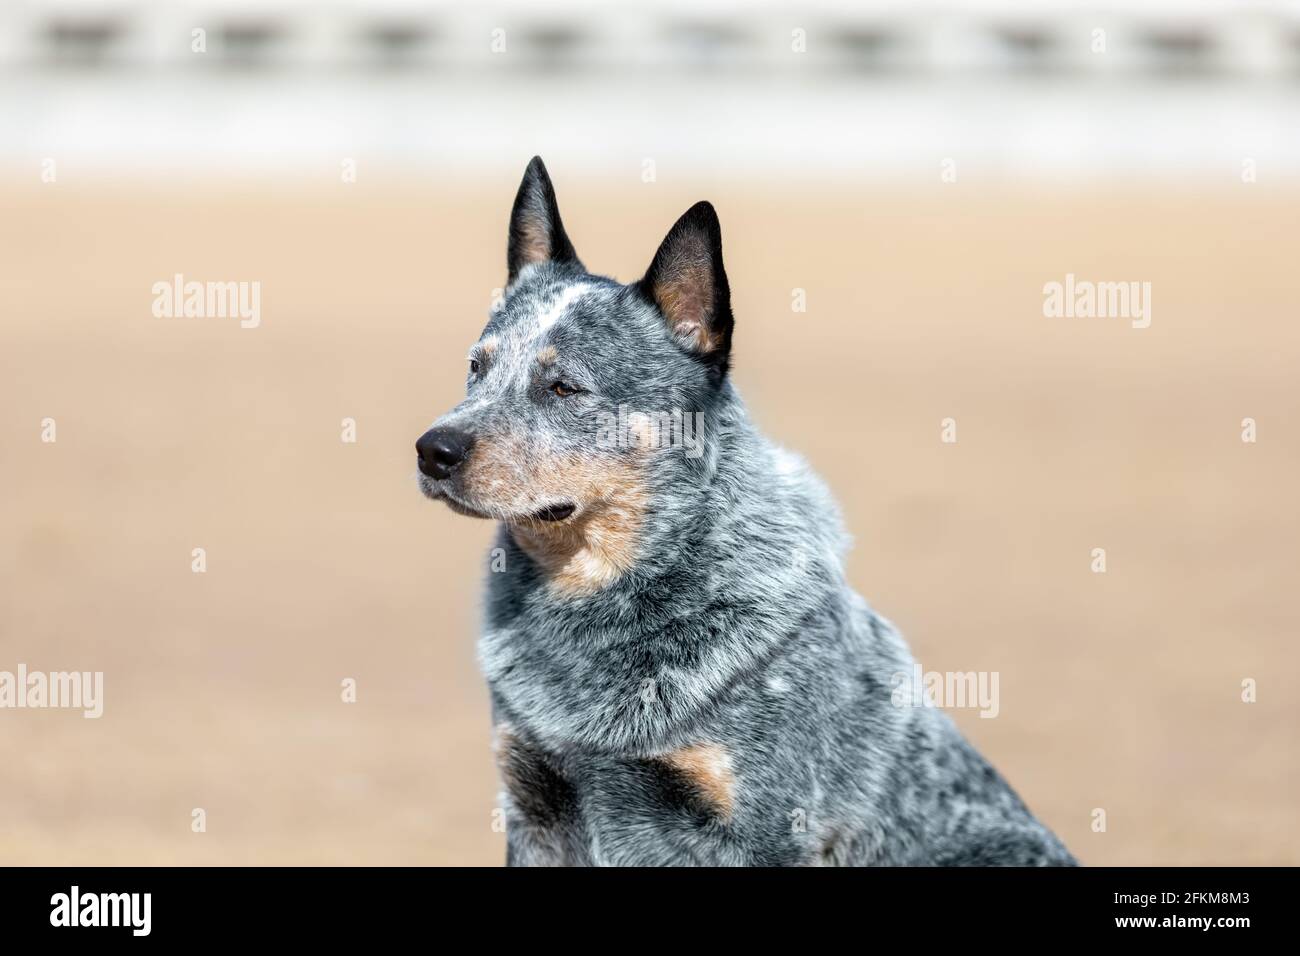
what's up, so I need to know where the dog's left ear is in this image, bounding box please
[637,201,734,379]
[507,156,582,285]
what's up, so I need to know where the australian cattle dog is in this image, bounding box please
[416,157,1076,866]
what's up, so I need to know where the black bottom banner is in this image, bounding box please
[0,866,1282,942]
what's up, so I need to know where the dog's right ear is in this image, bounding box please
[506,156,582,286]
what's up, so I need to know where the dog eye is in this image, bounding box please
[469,359,480,375]
[550,381,579,397]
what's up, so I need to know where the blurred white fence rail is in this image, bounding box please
[4,1,1300,180]
[2,1,1299,76]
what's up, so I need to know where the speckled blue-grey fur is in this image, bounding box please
[416,158,1076,867]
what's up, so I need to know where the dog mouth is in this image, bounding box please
[529,503,576,522]
[419,477,575,524]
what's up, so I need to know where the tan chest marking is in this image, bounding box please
[659,742,736,821]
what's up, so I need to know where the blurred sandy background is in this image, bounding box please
[2,0,1300,865]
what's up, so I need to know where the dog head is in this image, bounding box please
[415,157,734,589]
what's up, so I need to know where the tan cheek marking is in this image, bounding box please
[512,458,649,597]
[660,743,736,821]
[460,437,649,596]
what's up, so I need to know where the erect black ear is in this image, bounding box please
[637,201,734,379]
[507,156,581,285]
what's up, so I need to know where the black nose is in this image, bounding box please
[416,427,475,480]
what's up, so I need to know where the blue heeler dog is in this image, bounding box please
[416,157,1076,866]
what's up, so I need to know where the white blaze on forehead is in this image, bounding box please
[481,282,597,384]
[535,283,593,334]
